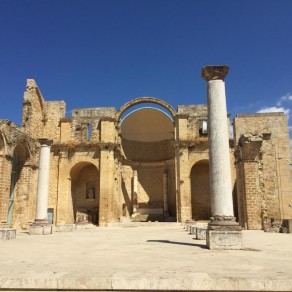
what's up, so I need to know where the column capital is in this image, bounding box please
[202,65,229,81]
[38,139,53,147]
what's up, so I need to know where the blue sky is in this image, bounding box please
[0,0,291,146]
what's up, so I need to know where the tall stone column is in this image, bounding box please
[132,170,138,215]
[30,139,53,235]
[202,65,241,249]
[163,171,169,215]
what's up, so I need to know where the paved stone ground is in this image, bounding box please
[0,223,292,291]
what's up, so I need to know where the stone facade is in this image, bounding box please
[0,79,291,230]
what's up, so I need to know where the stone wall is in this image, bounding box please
[71,164,99,224]
[0,120,38,228]
[22,80,45,139]
[191,161,210,220]
[21,79,66,143]
[234,113,292,230]
[2,80,291,230]
[43,101,66,142]
[178,105,208,139]
[71,107,115,143]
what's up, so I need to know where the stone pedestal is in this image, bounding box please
[202,65,242,249]
[0,228,16,240]
[196,228,207,240]
[29,224,52,235]
[190,226,197,235]
[207,230,242,250]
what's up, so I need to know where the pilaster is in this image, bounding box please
[99,144,115,226]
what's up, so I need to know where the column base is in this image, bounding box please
[0,228,16,240]
[29,220,52,235]
[0,221,10,228]
[207,230,242,250]
[196,228,207,240]
[207,216,242,249]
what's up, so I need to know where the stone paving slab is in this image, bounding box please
[0,225,292,291]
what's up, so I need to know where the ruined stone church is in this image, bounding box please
[1,72,292,231]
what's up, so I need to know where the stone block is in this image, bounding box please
[29,225,52,235]
[0,228,16,240]
[190,226,197,235]
[207,230,242,250]
[56,224,75,232]
[288,219,292,233]
[196,228,207,240]
[75,223,97,230]
[186,224,192,233]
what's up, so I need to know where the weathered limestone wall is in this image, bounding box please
[120,165,133,217]
[55,147,100,225]
[71,164,99,223]
[2,79,291,230]
[234,113,292,230]
[48,151,59,224]
[71,107,115,143]
[117,163,176,218]
[0,132,11,223]
[21,79,66,143]
[191,161,210,220]
[43,101,66,142]
[0,121,38,229]
[99,147,115,226]
[137,167,164,207]
[177,105,208,139]
[60,118,72,143]
[22,80,45,139]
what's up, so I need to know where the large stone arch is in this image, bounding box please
[190,159,211,220]
[70,161,100,225]
[115,97,176,122]
[116,98,177,222]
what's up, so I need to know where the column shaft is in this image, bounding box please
[30,139,53,235]
[35,143,51,221]
[207,79,234,217]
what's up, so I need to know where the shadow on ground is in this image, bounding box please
[147,239,207,249]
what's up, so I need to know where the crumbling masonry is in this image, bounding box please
[0,70,291,231]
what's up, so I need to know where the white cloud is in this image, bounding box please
[277,93,292,106]
[257,106,290,116]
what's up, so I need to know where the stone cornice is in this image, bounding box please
[100,117,116,122]
[52,141,118,149]
[176,113,189,119]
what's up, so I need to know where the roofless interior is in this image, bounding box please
[120,106,175,162]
